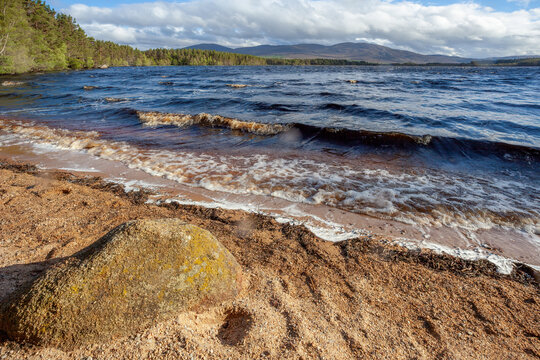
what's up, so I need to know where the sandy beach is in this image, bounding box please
[0,157,538,359]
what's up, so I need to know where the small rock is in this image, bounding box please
[83,86,97,90]
[0,219,242,349]
[226,84,249,88]
[104,97,128,103]
[99,65,108,69]
[1,81,24,86]
[345,80,358,84]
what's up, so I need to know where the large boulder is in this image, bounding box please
[0,219,242,349]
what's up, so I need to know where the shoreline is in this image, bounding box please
[0,119,540,273]
[0,157,537,285]
[2,62,540,78]
[0,118,538,273]
[0,156,539,358]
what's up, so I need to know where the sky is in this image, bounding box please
[48,0,540,58]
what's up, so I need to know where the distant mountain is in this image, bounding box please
[184,43,234,53]
[184,42,471,64]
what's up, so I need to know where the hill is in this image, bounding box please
[184,44,234,52]
[185,42,471,64]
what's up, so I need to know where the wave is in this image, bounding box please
[134,110,540,161]
[251,102,301,112]
[0,118,538,235]
[136,111,290,135]
[318,91,338,97]
[293,123,434,146]
[493,101,540,110]
[318,102,433,124]
[306,124,540,162]
[164,97,245,108]
[135,110,431,144]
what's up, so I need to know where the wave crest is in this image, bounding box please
[136,111,290,135]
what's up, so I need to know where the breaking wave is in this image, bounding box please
[1,118,538,235]
[136,111,290,135]
[136,110,540,161]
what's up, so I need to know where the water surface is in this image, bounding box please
[1,65,539,268]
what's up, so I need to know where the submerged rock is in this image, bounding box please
[104,97,128,103]
[345,80,358,84]
[83,85,97,90]
[0,219,242,349]
[1,81,24,86]
[226,84,249,88]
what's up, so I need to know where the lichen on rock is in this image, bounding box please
[0,219,243,349]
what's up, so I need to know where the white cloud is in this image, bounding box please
[83,23,137,43]
[65,0,540,57]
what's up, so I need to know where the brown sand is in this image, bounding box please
[0,158,538,359]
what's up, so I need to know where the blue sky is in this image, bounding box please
[55,0,540,57]
[52,0,538,11]
[427,0,537,11]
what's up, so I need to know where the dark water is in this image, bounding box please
[0,66,539,235]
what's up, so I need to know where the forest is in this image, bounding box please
[0,0,151,73]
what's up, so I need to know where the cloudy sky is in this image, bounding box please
[50,0,540,58]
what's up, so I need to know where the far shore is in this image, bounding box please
[2,60,540,78]
[0,157,538,359]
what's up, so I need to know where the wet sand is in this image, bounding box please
[0,157,538,359]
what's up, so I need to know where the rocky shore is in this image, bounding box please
[0,158,538,359]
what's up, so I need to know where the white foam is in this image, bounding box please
[104,177,166,193]
[2,119,538,235]
[1,119,539,274]
[58,167,100,173]
[148,190,533,275]
[394,238,518,274]
[152,196,364,242]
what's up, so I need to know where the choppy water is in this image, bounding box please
[0,65,539,240]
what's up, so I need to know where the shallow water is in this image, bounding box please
[0,65,539,270]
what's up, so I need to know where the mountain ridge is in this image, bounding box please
[184,42,472,64]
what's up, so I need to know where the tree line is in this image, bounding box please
[493,58,540,66]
